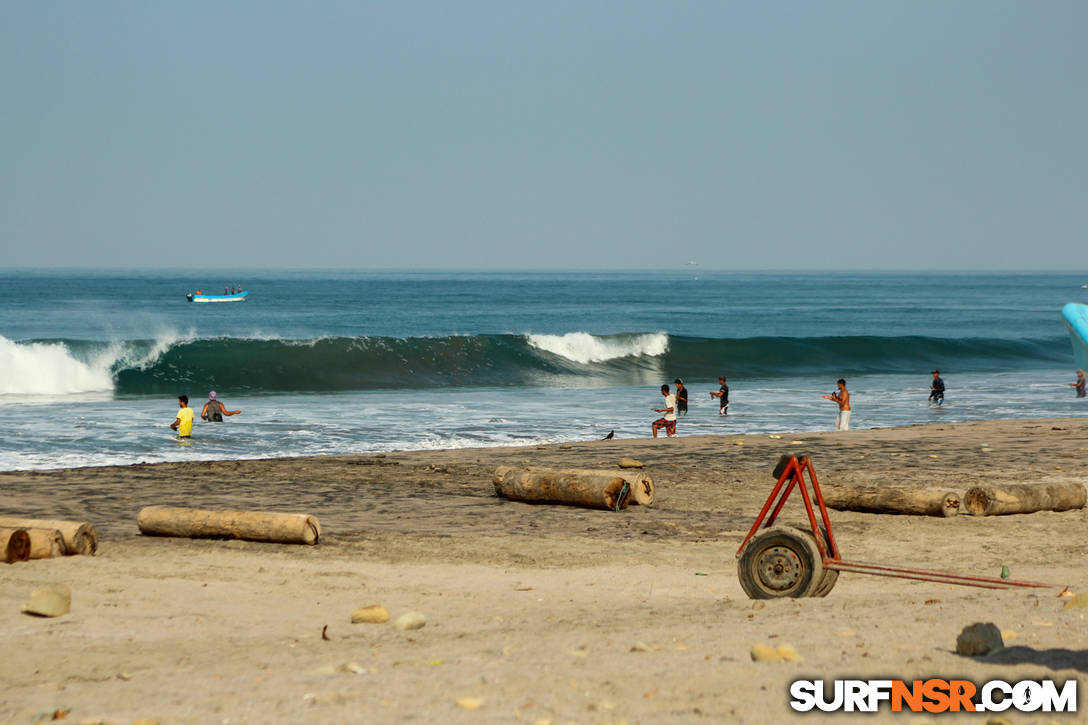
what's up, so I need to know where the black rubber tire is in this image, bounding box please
[800,526,839,597]
[737,525,824,599]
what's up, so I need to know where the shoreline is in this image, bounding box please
[2,417,1087,723]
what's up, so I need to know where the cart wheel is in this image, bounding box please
[799,526,839,597]
[737,525,824,599]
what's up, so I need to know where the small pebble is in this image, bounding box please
[618,458,644,469]
[455,697,483,710]
[351,605,390,624]
[21,583,71,618]
[630,641,653,652]
[394,612,427,630]
[955,622,1004,656]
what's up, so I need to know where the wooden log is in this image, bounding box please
[817,484,961,517]
[561,468,654,505]
[25,528,65,559]
[136,506,321,545]
[0,517,97,555]
[963,482,1087,516]
[625,473,655,506]
[0,527,31,564]
[493,466,630,510]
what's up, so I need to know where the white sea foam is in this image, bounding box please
[0,335,115,396]
[0,330,192,398]
[525,332,669,364]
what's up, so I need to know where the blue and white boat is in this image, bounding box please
[186,290,249,303]
[1061,302,1088,369]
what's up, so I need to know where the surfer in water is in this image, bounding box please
[201,391,242,422]
[169,395,194,438]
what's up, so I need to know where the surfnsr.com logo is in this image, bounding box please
[790,679,1077,713]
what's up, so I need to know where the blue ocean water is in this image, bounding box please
[0,270,1083,471]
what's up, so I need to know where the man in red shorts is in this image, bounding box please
[651,383,677,438]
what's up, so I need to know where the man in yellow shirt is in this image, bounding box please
[169,395,194,438]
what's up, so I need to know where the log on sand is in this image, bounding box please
[25,528,65,559]
[0,527,31,564]
[0,517,97,555]
[137,506,321,545]
[493,467,632,510]
[817,484,961,518]
[561,468,655,506]
[964,482,1087,516]
[625,472,655,506]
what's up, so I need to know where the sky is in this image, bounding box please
[0,1,1084,271]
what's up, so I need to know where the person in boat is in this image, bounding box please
[929,370,945,406]
[169,395,194,438]
[201,391,242,422]
[1070,370,1086,398]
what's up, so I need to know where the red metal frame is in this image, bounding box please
[736,454,1051,590]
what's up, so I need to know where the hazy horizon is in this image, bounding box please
[2,2,1084,271]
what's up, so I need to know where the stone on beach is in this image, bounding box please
[351,605,391,623]
[750,643,802,662]
[618,458,643,469]
[955,622,1004,656]
[21,583,71,617]
[394,612,427,630]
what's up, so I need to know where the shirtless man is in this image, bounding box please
[822,379,851,431]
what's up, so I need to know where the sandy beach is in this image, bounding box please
[2,417,1087,724]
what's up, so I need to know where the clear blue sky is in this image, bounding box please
[1,2,1083,270]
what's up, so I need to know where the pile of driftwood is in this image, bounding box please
[493,466,654,510]
[0,517,97,563]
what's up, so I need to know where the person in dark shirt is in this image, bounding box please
[673,378,689,415]
[1070,370,1086,398]
[200,391,242,422]
[710,376,729,415]
[929,370,945,406]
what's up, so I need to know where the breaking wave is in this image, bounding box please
[0,331,1069,397]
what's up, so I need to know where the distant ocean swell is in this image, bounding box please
[0,332,1070,397]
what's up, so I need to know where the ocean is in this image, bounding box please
[0,270,1082,471]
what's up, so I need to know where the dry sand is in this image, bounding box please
[2,418,1087,724]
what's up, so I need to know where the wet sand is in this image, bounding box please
[2,418,1087,723]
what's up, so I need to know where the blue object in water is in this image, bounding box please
[1061,302,1088,370]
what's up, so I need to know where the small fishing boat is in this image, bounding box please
[186,290,249,303]
[1061,302,1088,369]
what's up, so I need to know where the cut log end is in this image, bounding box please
[1,528,31,564]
